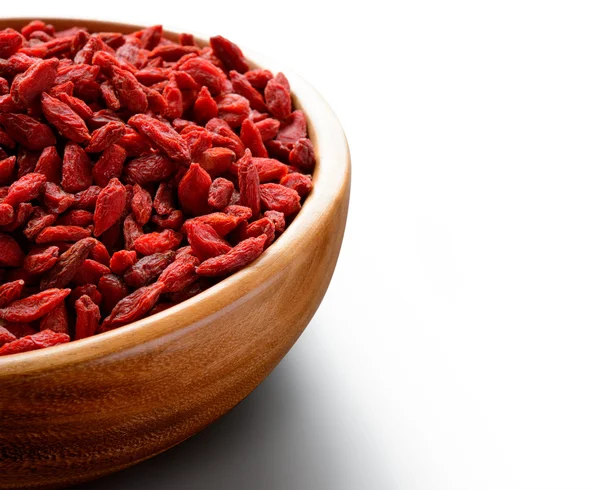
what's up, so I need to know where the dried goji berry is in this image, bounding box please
[152,209,184,230]
[0,288,71,322]
[0,29,24,59]
[4,172,46,206]
[0,156,15,185]
[289,138,316,171]
[264,78,292,120]
[98,273,128,314]
[0,329,69,355]
[92,144,126,187]
[197,147,236,177]
[24,245,59,274]
[11,58,58,108]
[230,70,267,112]
[101,281,164,330]
[86,120,126,153]
[129,114,191,164]
[40,236,95,289]
[43,182,75,214]
[134,229,182,255]
[0,203,14,226]
[178,163,211,216]
[196,234,267,277]
[264,210,286,234]
[57,92,94,120]
[0,279,24,307]
[238,150,261,218]
[240,118,268,158]
[40,300,69,335]
[124,251,175,288]
[187,221,231,260]
[184,212,242,237]
[208,177,235,209]
[259,183,301,216]
[72,259,111,286]
[244,69,273,89]
[131,184,152,225]
[0,233,24,267]
[0,327,16,347]
[153,181,175,215]
[110,67,148,113]
[93,178,126,237]
[34,146,62,184]
[209,35,249,74]
[56,209,93,226]
[62,142,92,192]
[74,294,101,340]
[109,249,137,275]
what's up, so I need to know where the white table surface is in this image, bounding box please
[5,1,600,488]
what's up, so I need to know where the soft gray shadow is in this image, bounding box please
[75,320,395,490]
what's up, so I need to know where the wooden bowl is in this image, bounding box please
[0,18,350,490]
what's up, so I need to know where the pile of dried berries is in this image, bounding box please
[0,21,315,356]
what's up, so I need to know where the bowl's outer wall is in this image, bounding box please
[0,19,351,489]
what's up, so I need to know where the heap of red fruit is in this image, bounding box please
[0,21,315,356]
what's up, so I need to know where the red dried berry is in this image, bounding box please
[280,172,313,197]
[240,118,268,158]
[245,69,274,90]
[187,222,231,260]
[39,300,69,335]
[0,329,70,356]
[98,273,128,314]
[134,229,182,255]
[0,29,24,59]
[101,281,164,330]
[184,212,242,237]
[264,79,292,120]
[11,58,58,108]
[0,113,56,150]
[109,249,137,275]
[124,251,175,288]
[62,142,92,192]
[72,259,111,286]
[0,288,71,322]
[0,233,24,266]
[197,147,236,177]
[74,294,101,340]
[86,120,126,153]
[92,144,127,187]
[41,92,90,143]
[209,35,249,74]
[24,245,60,274]
[0,327,17,347]
[157,254,200,293]
[178,163,211,216]
[129,114,191,164]
[259,183,301,216]
[131,184,152,225]
[93,178,126,236]
[208,177,235,209]
[4,172,46,206]
[34,146,62,184]
[237,150,261,218]
[289,138,316,171]
[196,234,267,277]
[40,236,96,289]
[264,210,286,234]
[0,279,25,307]
[0,156,16,185]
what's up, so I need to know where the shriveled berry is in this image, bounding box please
[93,178,126,236]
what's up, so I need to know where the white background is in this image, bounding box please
[5,1,600,489]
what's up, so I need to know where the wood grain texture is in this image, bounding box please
[0,18,351,490]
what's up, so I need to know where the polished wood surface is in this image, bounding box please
[0,18,351,490]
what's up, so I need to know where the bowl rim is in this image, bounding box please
[0,18,351,374]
